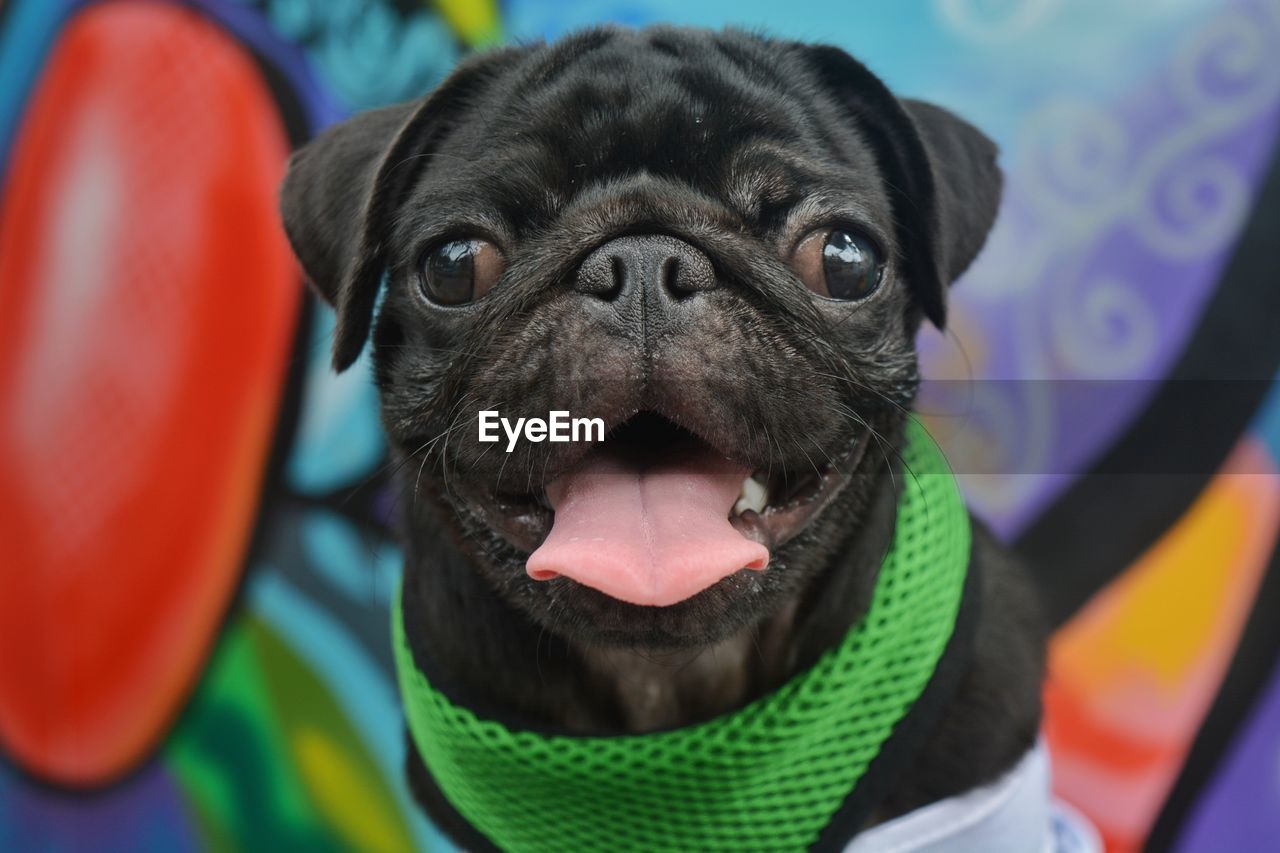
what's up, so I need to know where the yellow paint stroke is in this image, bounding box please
[293,725,414,853]
[1052,438,1279,701]
[432,0,502,48]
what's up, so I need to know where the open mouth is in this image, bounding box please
[473,412,863,607]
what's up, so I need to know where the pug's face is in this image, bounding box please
[281,27,1000,648]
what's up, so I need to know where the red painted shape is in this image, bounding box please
[0,1,298,785]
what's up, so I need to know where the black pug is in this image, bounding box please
[280,25,1045,846]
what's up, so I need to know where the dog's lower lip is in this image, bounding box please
[464,493,551,553]
[745,437,865,548]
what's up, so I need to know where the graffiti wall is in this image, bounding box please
[1,0,1278,850]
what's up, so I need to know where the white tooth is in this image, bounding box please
[733,476,768,515]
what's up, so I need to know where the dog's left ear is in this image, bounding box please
[796,45,1002,328]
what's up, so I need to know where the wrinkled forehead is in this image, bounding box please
[401,29,891,242]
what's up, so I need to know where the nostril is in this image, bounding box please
[604,254,626,301]
[573,249,624,299]
[662,256,690,299]
[667,246,716,296]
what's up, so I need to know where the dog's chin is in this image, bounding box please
[453,410,868,648]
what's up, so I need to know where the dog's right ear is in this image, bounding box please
[280,47,530,371]
[280,103,413,313]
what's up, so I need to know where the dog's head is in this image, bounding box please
[280,27,1000,648]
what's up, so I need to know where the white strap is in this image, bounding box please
[843,740,1100,853]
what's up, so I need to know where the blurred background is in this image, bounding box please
[1,0,1279,850]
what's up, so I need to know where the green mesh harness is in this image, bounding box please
[393,420,972,851]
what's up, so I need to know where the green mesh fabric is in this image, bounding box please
[393,420,970,852]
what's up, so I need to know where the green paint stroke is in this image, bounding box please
[165,615,414,851]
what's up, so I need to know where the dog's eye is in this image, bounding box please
[792,228,882,301]
[419,239,504,306]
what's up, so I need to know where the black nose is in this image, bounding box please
[574,234,716,303]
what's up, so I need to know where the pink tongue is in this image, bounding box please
[526,446,770,606]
